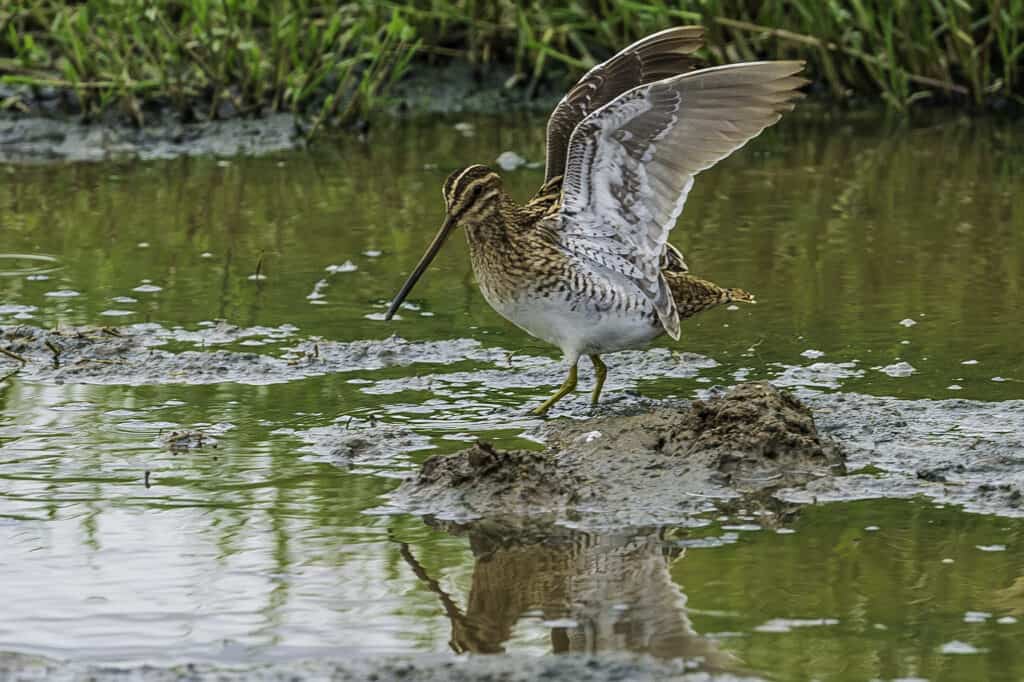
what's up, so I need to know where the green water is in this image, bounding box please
[1,111,1022,680]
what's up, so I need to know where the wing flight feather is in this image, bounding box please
[556,61,806,339]
[544,27,704,184]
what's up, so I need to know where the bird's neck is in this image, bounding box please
[462,192,522,250]
[462,193,549,297]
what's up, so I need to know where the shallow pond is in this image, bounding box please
[1,110,1022,681]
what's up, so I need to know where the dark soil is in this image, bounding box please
[394,382,844,526]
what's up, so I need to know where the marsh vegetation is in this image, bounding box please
[2,1,1021,130]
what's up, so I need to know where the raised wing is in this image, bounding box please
[557,61,806,339]
[544,27,704,184]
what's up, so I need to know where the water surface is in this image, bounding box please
[1,110,1022,680]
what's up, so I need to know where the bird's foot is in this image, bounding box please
[530,364,579,417]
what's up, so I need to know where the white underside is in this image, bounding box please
[483,289,663,363]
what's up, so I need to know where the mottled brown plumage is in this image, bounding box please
[440,165,748,326]
[385,27,805,414]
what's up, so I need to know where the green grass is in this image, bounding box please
[396,0,1023,110]
[0,1,420,130]
[1,1,1021,130]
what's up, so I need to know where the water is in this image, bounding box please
[1,110,1022,680]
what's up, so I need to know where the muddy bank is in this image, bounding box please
[4,322,1022,519]
[0,323,508,386]
[0,651,762,682]
[393,383,844,526]
[388,60,560,116]
[0,113,303,163]
[0,323,710,389]
[792,389,1024,518]
[385,383,1024,523]
[0,62,558,163]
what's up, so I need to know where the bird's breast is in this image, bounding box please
[476,262,663,358]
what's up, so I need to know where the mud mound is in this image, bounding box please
[685,382,827,461]
[400,442,580,520]
[393,383,844,525]
[549,382,842,490]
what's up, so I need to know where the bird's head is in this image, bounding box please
[441,164,504,227]
[384,165,503,320]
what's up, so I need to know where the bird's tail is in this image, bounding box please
[726,287,756,304]
[665,271,755,321]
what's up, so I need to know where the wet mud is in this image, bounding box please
[160,430,218,451]
[393,382,1024,523]
[791,389,1024,517]
[3,323,1022,521]
[0,113,302,163]
[292,421,433,468]
[0,62,561,163]
[0,323,507,386]
[394,383,844,526]
[0,651,760,682]
[388,61,560,117]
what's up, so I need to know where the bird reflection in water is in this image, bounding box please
[396,523,736,672]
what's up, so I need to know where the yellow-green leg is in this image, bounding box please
[590,355,607,406]
[531,362,578,416]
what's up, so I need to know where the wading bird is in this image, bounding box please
[385,27,805,415]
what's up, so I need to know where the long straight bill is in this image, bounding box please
[384,216,454,320]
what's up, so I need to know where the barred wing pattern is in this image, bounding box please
[556,61,806,339]
[543,27,704,184]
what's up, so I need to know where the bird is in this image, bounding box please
[384,26,805,415]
